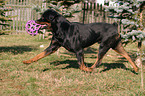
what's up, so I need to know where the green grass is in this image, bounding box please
[0,34,145,96]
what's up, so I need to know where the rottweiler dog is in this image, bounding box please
[23,9,138,72]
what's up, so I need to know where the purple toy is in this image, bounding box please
[25,20,41,36]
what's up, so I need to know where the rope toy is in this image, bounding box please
[25,20,41,36]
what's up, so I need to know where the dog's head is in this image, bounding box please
[36,9,60,30]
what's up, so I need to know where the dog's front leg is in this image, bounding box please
[76,50,93,72]
[23,38,61,64]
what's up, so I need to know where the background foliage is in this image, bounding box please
[105,0,145,44]
[0,0,12,34]
[33,0,82,18]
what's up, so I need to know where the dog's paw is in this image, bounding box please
[86,67,94,72]
[80,66,93,72]
[134,67,139,73]
[22,60,32,64]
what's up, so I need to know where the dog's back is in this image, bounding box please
[72,22,120,48]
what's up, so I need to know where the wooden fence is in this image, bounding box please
[81,2,124,33]
[3,0,115,33]
[4,0,46,33]
[82,2,114,24]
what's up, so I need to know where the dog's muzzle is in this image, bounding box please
[40,24,48,29]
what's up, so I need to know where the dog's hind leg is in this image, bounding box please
[23,37,61,64]
[113,42,139,72]
[90,43,110,69]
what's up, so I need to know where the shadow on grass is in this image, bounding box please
[43,60,138,74]
[0,46,37,54]
[43,60,90,72]
[100,63,138,74]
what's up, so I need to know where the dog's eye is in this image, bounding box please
[49,16,54,20]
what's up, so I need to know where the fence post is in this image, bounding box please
[82,2,86,24]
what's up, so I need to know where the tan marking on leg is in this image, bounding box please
[113,42,138,72]
[23,51,49,64]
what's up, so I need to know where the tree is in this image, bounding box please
[0,0,12,34]
[105,0,145,44]
[105,0,145,62]
[105,0,145,91]
[33,0,82,18]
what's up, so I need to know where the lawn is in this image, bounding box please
[0,34,145,96]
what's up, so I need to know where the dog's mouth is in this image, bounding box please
[35,21,51,30]
[40,24,48,29]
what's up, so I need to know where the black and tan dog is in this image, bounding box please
[23,9,138,72]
